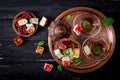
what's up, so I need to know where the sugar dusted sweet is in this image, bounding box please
[35,46,44,54]
[62,56,70,66]
[18,18,28,26]
[72,48,80,58]
[29,18,39,24]
[39,16,47,27]
[44,63,53,72]
[13,36,24,46]
[54,49,63,59]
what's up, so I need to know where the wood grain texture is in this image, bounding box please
[0,0,120,80]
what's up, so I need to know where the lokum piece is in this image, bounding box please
[26,23,34,28]
[29,18,39,24]
[84,45,91,55]
[18,18,28,26]
[35,46,44,54]
[26,26,35,34]
[39,16,47,27]
[44,63,53,72]
[63,48,73,56]
[54,49,63,59]
[72,48,80,58]
[73,24,82,36]
[62,56,70,66]
[13,36,24,46]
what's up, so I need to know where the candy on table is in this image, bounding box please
[73,24,82,36]
[72,48,80,58]
[13,36,24,46]
[17,18,28,26]
[83,45,91,55]
[62,56,70,66]
[26,26,35,34]
[35,46,44,55]
[54,49,63,59]
[39,16,47,27]
[29,18,39,24]
[44,63,53,72]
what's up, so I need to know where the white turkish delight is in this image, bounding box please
[26,23,34,28]
[18,18,28,26]
[39,16,47,27]
[84,45,91,55]
[30,18,39,24]
[54,49,63,59]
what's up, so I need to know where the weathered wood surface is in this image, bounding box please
[0,0,120,80]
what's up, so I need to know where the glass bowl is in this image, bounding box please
[72,13,101,38]
[82,37,110,61]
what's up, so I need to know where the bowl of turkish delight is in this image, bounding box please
[53,38,84,66]
[12,11,38,37]
[82,37,110,61]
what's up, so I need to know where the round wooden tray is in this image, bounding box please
[48,7,116,73]
[12,11,38,37]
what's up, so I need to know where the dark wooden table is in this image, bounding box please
[0,0,120,80]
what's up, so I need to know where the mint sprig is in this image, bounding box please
[38,40,45,46]
[57,65,62,72]
[66,15,71,21]
[102,17,114,27]
[83,20,91,28]
[72,58,85,64]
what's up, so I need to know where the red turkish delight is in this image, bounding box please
[44,63,53,72]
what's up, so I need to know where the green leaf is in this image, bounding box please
[93,45,102,55]
[66,15,71,20]
[38,40,45,46]
[63,49,70,56]
[83,20,91,28]
[57,65,62,72]
[72,58,81,63]
[102,17,114,27]
[72,58,85,64]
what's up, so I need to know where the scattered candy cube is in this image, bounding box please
[29,18,39,24]
[35,46,44,54]
[44,63,53,72]
[39,16,47,27]
[62,56,70,66]
[13,36,24,46]
[54,49,63,59]
[18,18,28,26]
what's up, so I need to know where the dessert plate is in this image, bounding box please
[48,7,116,73]
[12,11,38,37]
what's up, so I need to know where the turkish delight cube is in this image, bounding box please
[35,46,44,54]
[30,18,39,24]
[72,48,80,58]
[62,56,70,66]
[44,63,53,72]
[54,49,63,59]
[39,16,47,27]
[18,18,28,26]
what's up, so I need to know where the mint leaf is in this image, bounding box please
[63,49,70,56]
[93,45,102,55]
[102,17,114,27]
[38,40,45,46]
[72,58,81,63]
[57,65,62,72]
[83,20,91,28]
[72,58,85,64]
[66,15,71,20]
